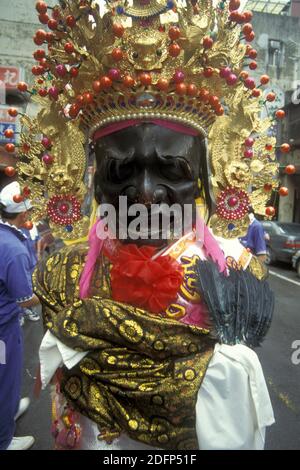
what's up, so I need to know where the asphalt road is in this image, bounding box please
[16,262,300,450]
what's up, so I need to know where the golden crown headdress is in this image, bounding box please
[4,0,292,240]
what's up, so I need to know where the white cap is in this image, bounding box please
[0,181,32,214]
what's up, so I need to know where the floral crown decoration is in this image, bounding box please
[3,0,293,239]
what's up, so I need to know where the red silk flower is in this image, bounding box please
[108,244,183,314]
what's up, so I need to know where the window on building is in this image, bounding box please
[268,39,284,67]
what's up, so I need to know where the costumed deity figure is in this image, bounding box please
[13,0,284,450]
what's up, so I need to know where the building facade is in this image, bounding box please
[249,3,300,222]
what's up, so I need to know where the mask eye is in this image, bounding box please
[107,160,134,183]
[156,49,162,57]
[132,51,138,59]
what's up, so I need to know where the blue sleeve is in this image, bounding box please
[6,253,33,303]
[249,224,267,255]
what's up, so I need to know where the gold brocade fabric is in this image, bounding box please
[248,256,269,281]
[33,245,215,450]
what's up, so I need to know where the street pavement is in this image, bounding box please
[16,262,300,450]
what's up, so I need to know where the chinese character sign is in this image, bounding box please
[0,67,20,90]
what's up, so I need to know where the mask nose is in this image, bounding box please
[138,171,168,206]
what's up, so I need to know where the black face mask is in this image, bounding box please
[94,123,211,245]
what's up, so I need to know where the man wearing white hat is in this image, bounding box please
[0,182,39,450]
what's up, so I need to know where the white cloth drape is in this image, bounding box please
[196,343,275,450]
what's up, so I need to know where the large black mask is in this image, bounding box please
[94,123,211,245]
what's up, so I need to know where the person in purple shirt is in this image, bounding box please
[240,207,267,262]
[21,225,40,322]
[0,182,40,450]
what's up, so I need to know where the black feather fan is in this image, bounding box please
[195,260,274,348]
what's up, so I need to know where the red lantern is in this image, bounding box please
[83,91,94,104]
[242,23,253,35]
[280,143,290,153]
[265,206,276,216]
[33,49,45,60]
[47,19,58,30]
[285,164,296,175]
[5,143,15,153]
[100,76,113,89]
[23,186,31,197]
[4,128,14,138]
[203,67,214,78]
[35,28,47,41]
[112,23,124,38]
[23,221,34,230]
[17,82,28,92]
[69,104,80,119]
[76,95,84,107]
[229,0,241,11]
[38,88,48,97]
[279,187,289,197]
[38,13,49,24]
[66,15,76,28]
[264,183,273,192]
[92,80,102,93]
[209,95,220,107]
[156,78,169,91]
[139,72,152,86]
[248,49,257,59]
[13,194,24,203]
[175,83,187,95]
[260,75,270,85]
[64,42,74,54]
[215,106,224,116]
[111,48,123,61]
[203,36,214,49]
[252,89,261,98]
[243,11,253,22]
[240,71,249,80]
[35,2,47,14]
[246,31,255,41]
[186,84,198,97]
[123,75,135,88]
[266,92,276,102]
[169,43,181,57]
[168,26,181,41]
[70,67,79,78]
[199,88,210,102]
[275,109,285,119]
[4,166,16,177]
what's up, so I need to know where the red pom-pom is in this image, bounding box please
[108,245,183,314]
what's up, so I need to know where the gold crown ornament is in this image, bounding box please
[6,0,291,240]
